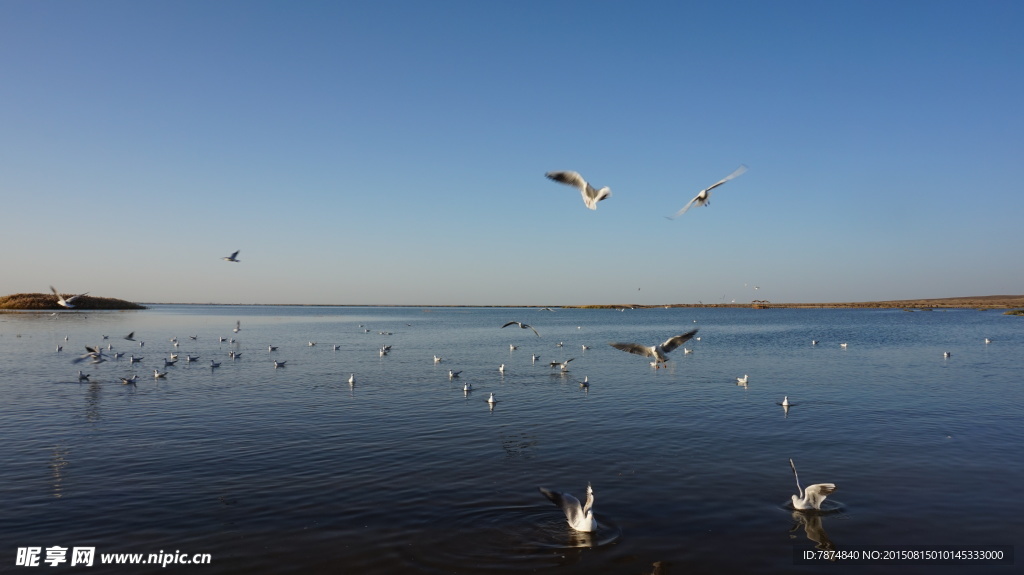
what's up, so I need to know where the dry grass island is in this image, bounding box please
[0,292,146,311]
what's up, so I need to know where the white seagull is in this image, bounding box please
[233,321,241,333]
[667,164,748,219]
[433,355,444,364]
[789,459,837,511]
[222,250,241,262]
[449,370,462,379]
[502,321,541,337]
[50,286,88,309]
[274,360,287,368]
[487,392,497,404]
[545,171,611,210]
[781,396,790,407]
[538,483,598,532]
[153,369,167,379]
[609,329,699,368]
[348,374,356,385]
[737,374,749,384]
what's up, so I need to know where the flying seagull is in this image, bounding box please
[545,171,611,210]
[609,329,699,368]
[222,250,241,262]
[50,286,88,309]
[502,321,541,337]
[667,165,747,219]
[538,483,597,532]
[789,458,837,511]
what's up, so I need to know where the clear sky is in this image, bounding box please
[2,0,1022,306]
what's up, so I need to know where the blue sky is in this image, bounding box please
[2,1,1021,305]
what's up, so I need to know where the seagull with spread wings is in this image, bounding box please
[609,329,698,368]
[667,165,747,219]
[222,250,241,262]
[789,459,837,511]
[538,483,598,532]
[545,171,611,210]
[50,286,88,309]
[501,321,541,337]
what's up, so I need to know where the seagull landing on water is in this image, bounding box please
[539,483,597,533]
[222,250,241,263]
[609,329,699,368]
[667,165,748,220]
[549,358,574,371]
[789,459,837,511]
[501,321,541,337]
[545,171,611,210]
[50,286,88,309]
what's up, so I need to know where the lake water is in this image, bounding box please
[1,305,1020,574]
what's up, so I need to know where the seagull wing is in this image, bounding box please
[667,195,701,220]
[539,487,585,527]
[609,342,655,357]
[703,164,748,193]
[524,323,541,337]
[660,329,700,353]
[803,483,837,509]
[545,171,588,192]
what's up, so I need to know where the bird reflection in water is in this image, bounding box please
[789,510,836,556]
[50,445,71,499]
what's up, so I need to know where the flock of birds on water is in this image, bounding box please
[44,303,895,536]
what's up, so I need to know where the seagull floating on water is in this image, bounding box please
[789,459,837,511]
[153,369,167,379]
[449,370,462,379]
[210,360,221,368]
[120,375,138,385]
[274,360,287,368]
[77,371,90,382]
[233,321,241,333]
[609,329,698,368]
[545,171,611,210]
[222,250,241,262]
[509,344,518,351]
[943,351,951,358]
[502,321,541,337]
[348,374,355,385]
[50,285,88,309]
[737,374,749,384]
[129,355,143,364]
[464,382,472,391]
[840,343,848,349]
[539,483,597,532]
[487,392,497,404]
[781,396,790,407]
[667,165,747,219]
[433,355,443,364]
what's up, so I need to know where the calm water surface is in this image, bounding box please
[1,305,1021,573]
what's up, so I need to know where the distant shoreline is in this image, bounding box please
[132,295,1024,310]
[5,293,1022,311]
